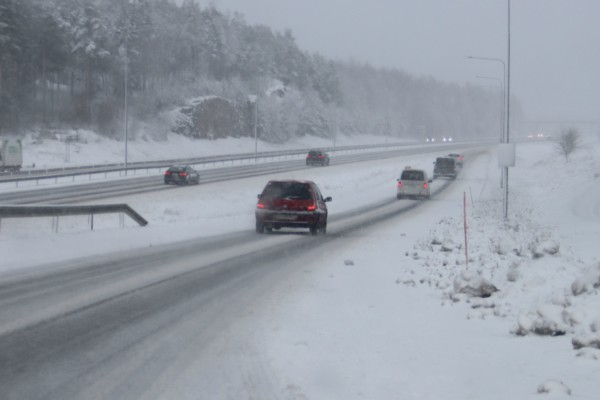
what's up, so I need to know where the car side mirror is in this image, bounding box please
[324,196,332,202]
[428,179,433,183]
[257,194,261,199]
[433,161,436,164]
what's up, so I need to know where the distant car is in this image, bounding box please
[433,157,457,179]
[397,167,431,200]
[164,165,200,185]
[447,153,464,167]
[255,179,332,235]
[306,150,330,166]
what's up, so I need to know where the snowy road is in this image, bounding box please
[3,141,595,399]
[0,147,489,398]
[0,144,477,205]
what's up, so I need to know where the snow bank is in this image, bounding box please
[399,137,600,356]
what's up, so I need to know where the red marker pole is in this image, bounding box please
[464,192,468,267]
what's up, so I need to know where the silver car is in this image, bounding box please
[396,167,431,200]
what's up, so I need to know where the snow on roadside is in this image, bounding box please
[400,136,600,360]
[4,131,599,398]
[20,129,405,169]
[219,139,598,400]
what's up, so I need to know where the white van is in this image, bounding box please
[0,138,23,171]
[396,167,431,200]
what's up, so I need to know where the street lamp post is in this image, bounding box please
[247,95,258,161]
[506,0,512,220]
[124,33,129,173]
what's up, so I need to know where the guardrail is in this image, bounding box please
[0,141,415,186]
[0,204,148,233]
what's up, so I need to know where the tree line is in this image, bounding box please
[0,0,515,142]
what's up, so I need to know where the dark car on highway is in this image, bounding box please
[164,165,200,185]
[306,150,330,166]
[255,179,332,235]
[433,157,457,179]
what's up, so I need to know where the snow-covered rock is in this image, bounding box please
[571,334,600,350]
[531,239,560,258]
[570,267,600,296]
[536,379,572,396]
[513,305,571,336]
[575,347,600,360]
[452,271,498,298]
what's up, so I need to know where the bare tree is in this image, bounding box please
[555,128,580,162]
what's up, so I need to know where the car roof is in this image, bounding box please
[267,179,315,184]
[402,167,425,172]
[401,168,426,174]
[168,164,193,169]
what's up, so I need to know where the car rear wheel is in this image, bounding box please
[255,221,265,234]
[309,224,318,235]
[396,194,403,200]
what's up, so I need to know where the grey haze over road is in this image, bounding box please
[203,0,600,124]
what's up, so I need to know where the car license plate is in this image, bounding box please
[277,214,297,221]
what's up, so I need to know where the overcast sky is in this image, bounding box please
[197,0,599,127]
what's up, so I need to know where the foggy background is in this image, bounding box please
[204,0,600,123]
[3,0,597,141]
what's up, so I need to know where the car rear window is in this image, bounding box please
[436,158,455,167]
[308,151,321,156]
[401,170,424,181]
[167,166,185,172]
[262,182,312,200]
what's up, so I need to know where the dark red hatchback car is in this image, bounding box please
[255,180,332,235]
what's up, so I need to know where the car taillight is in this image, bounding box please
[164,171,171,175]
[307,204,316,211]
[318,155,324,158]
[423,182,428,189]
[179,172,187,177]
[257,203,265,209]
[397,181,403,188]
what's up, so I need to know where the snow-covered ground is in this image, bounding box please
[19,129,400,169]
[2,132,600,398]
